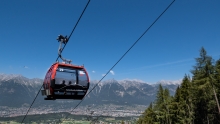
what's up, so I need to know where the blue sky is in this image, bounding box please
[1,0,220,83]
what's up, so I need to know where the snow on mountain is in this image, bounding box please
[0,73,42,87]
[118,79,149,90]
[0,73,22,81]
[0,73,182,89]
[156,79,182,86]
[118,79,146,84]
[91,78,181,90]
[0,74,181,108]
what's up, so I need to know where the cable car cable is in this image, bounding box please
[57,0,175,123]
[55,0,91,62]
[20,85,43,123]
[20,1,91,123]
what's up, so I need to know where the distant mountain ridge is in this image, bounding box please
[0,73,181,108]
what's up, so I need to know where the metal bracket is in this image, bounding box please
[57,35,72,64]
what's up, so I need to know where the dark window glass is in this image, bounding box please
[55,66,76,85]
[78,70,88,87]
[55,66,88,87]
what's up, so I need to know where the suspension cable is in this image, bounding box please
[56,0,91,62]
[58,0,176,123]
[20,1,91,123]
[20,85,43,123]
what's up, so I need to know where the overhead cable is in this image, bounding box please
[20,0,91,123]
[58,0,176,123]
[56,0,91,62]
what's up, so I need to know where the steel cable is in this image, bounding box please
[58,0,176,123]
[20,0,91,123]
[56,0,91,62]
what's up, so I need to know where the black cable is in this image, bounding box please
[56,0,91,62]
[58,0,175,122]
[20,1,91,123]
[21,84,43,123]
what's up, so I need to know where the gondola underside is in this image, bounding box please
[41,81,89,100]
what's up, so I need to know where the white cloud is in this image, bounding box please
[110,70,115,75]
[24,66,29,69]
[102,74,106,77]
[92,71,95,73]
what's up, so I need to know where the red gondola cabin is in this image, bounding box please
[41,62,90,100]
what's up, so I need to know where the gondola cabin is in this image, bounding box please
[41,62,90,100]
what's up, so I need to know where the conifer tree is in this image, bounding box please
[137,103,156,124]
[137,47,220,124]
[214,59,220,107]
[213,59,220,122]
[154,84,172,124]
[191,47,219,123]
[169,75,194,124]
[179,75,194,124]
[169,86,183,123]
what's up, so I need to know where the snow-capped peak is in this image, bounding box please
[118,79,147,84]
[104,79,118,83]
[0,73,42,86]
[156,79,182,86]
[0,73,22,81]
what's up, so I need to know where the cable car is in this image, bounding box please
[41,62,90,100]
[41,35,90,100]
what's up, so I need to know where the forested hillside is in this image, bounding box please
[137,47,220,124]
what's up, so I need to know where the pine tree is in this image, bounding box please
[137,103,156,124]
[169,75,194,124]
[154,84,172,124]
[179,75,194,124]
[191,47,219,123]
[137,47,220,123]
[213,59,220,122]
[214,59,220,108]
[170,86,183,123]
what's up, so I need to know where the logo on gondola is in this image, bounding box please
[79,71,85,76]
[59,68,64,71]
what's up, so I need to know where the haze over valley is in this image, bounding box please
[0,73,180,118]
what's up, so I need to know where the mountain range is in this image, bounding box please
[0,74,181,108]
